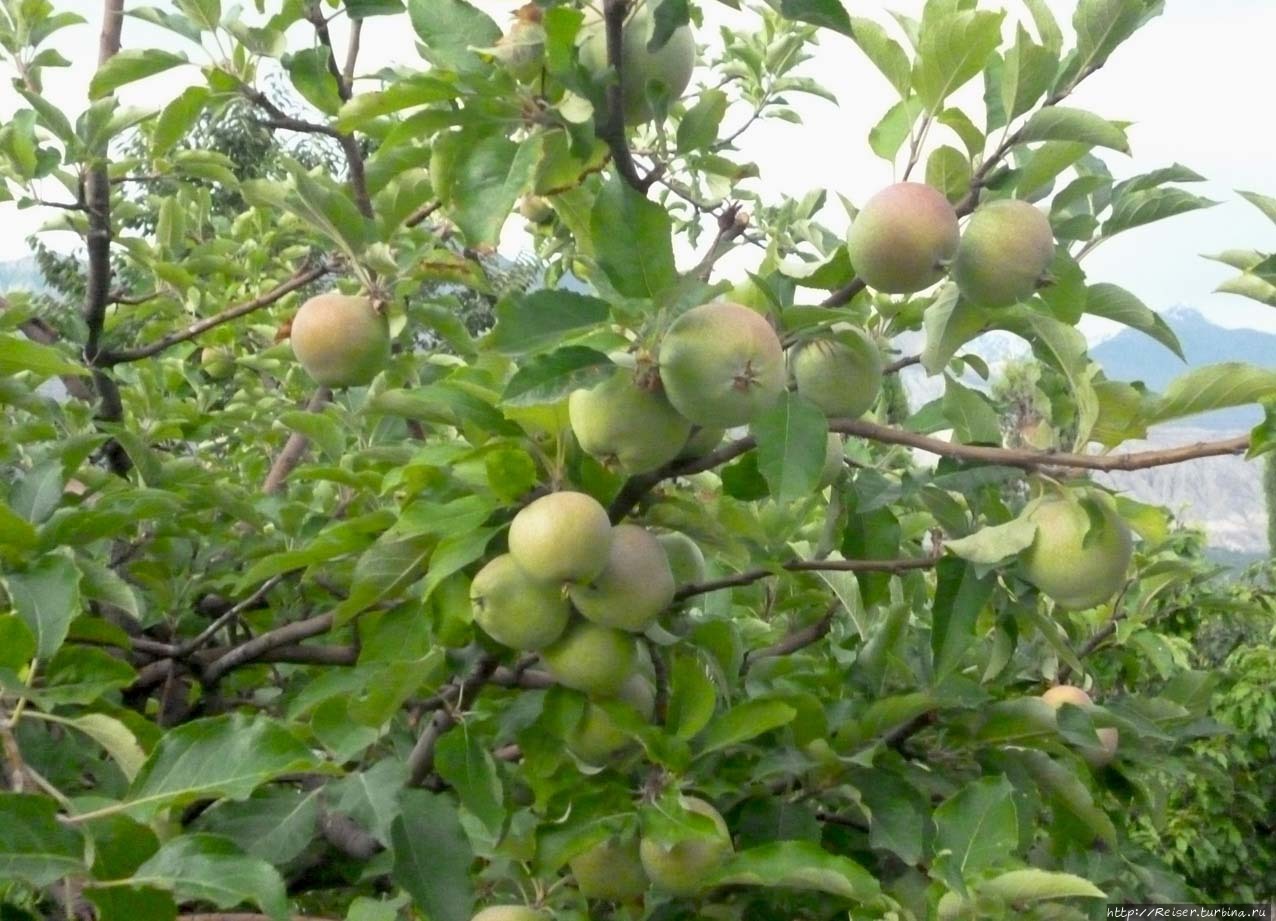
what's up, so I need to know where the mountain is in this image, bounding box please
[1091,306,1276,430]
[0,256,47,294]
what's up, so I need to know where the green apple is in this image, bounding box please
[540,621,637,697]
[566,672,656,764]
[1021,493,1132,610]
[639,796,732,896]
[471,907,547,921]
[470,554,571,650]
[846,182,959,294]
[579,2,696,124]
[290,292,390,388]
[509,491,613,585]
[569,370,692,475]
[570,830,649,901]
[658,301,785,428]
[953,199,1055,307]
[569,524,675,632]
[790,328,883,418]
[657,531,706,587]
[200,346,234,380]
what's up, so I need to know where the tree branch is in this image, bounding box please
[676,556,938,602]
[693,203,749,281]
[883,354,921,374]
[830,418,1250,472]
[741,599,841,674]
[598,0,656,194]
[263,388,332,495]
[407,655,500,786]
[202,612,339,684]
[98,264,329,365]
[174,575,285,658]
[608,436,757,521]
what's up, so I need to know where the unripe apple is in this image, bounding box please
[290,292,390,388]
[566,672,655,763]
[658,302,785,428]
[470,554,571,650]
[1041,685,1120,767]
[657,531,706,587]
[569,524,674,632]
[508,491,613,585]
[846,183,959,294]
[1021,494,1132,610]
[1041,685,1092,709]
[790,328,883,418]
[570,830,649,901]
[639,796,732,896]
[678,425,725,459]
[818,434,845,489]
[200,346,234,380]
[953,199,1055,307]
[579,3,696,125]
[569,370,692,475]
[541,621,637,697]
[471,907,547,921]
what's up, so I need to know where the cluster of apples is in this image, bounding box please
[847,181,1057,306]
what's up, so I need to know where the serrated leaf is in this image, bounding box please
[1017,106,1129,153]
[116,834,288,920]
[710,841,880,900]
[945,517,1037,566]
[408,0,501,73]
[769,0,852,35]
[193,788,321,866]
[1084,283,1183,359]
[1151,363,1276,424]
[0,793,85,886]
[932,776,1018,889]
[751,392,828,502]
[124,713,322,818]
[435,727,504,836]
[931,557,997,681]
[0,334,90,379]
[445,133,542,246]
[152,85,208,156]
[590,176,677,299]
[486,290,610,355]
[913,9,1004,111]
[1102,187,1217,239]
[89,49,188,99]
[697,698,796,754]
[667,651,717,740]
[391,790,474,921]
[849,16,911,97]
[982,868,1106,902]
[3,550,81,659]
[502,347,613,406]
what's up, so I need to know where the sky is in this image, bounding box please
[4,0,1276,333]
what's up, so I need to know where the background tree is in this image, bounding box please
[2,1,1276,920]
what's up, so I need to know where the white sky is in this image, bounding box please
[5,0,1276,333]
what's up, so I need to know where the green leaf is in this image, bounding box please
[486,290,610,355]
[849,16,911,97]
[945,518,1037,567]
[941,375,1001,445]
[0,334,89,379]
[1084,283,1183,359]
[152,85,209,157]
[751,392,828,503]
[502,346,614,406]
[0,793,85,886]
[391,790,474,921]
[678,88,729,153]
[697,698,797,755]
[0,502,38,557]
[769,0,852,35]
[1017,106,1129,153]
[932,776,1018,890]
[0,616,36,671]
[408,0,501,73]
[447,134,542,245]
[1102,187,1217,239]
[1001,26,1057,122]
[1151,363,1276,424]
[711,841,880,900]
[1022,0,1063,53]
[981,868,1106,903]
[1067,0,1162,89]
[336,77,457,131]
[590,176,677,299]
[125,713,322,818]
[193,788,321,866]
[335,535,434,624]
[912,9,1004,111]
[3,550,81,659]
[868,95,924,162]
[930,557,996,681]
[667,650,717,741]
[346,0,405,17]
[285,48,343,116]
[435,727,504,836]
[925,145,971,203]
[89,49,188,99]
[31,712,146,781]
[116,834,288,921]
[920,285,984,374]
[1016,140,1089,196]
[1239,189,1276,226]
[1013,748,1116,845]
[851,768,929,865]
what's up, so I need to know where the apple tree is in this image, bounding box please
[0,0,1272,919]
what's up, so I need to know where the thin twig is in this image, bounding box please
[98,264,328,365]
[677,556,938,602]
[263,387,332,495]
[692,203,749,281]
[175,575,284,658]
[202,612,339,684]
[407,655,500,786]
[741,599,841,674]
[598,0,656,193]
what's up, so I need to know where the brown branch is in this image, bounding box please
[676,556,939,602]
[608,436,757,521]
[693,203,749,281]
[404,200,441,228]
[263,387,332,495]
[318,808,381,860]
[342,19,362,90]
[201,612,339,684]
[883,354,921,374]
[819,277,865,309]
[741,599,841,674]
[407,655,499,787]
[241,86,341,137]
[598,0,656,194]
[82,0,130,476]
[830,418,1250,472]
[306,2,352,102]
[98,264,328,365]
[174,575,284,658]
[108,289,159,306]
[1056,578,1135,683]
